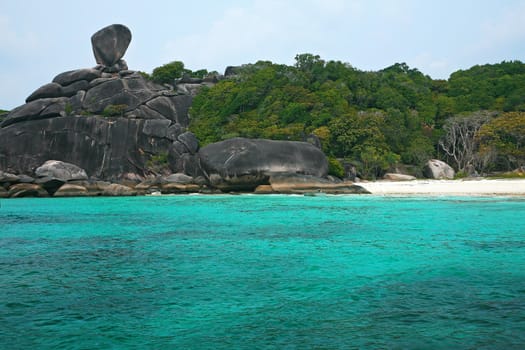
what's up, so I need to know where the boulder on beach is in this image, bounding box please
[383,173,417,181]
[199,137,328,191]
[268,174,370,194]
[35,160,88,181]
[53,184,89,197]
[423,159,455,179]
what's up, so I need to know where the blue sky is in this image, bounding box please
[1,0,524,110]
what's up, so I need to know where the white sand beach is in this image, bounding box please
[358,178,525,196]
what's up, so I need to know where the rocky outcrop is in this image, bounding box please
[0,24,198,181]
[423,159,455,179]
[91,24,131,73]
[7,183,48,198]
[0,24,368,197]
[53,184,89,197]
[35,160,88,181]
[383,173,416,181]
[265,174,369,194]
[102,183,137,196]
[199,138,328,191]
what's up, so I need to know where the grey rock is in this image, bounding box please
[166,123,183,141]
[0,171,20,183]
[269,174,370,194]
[40,97,69,118]
[175,83,205,97]
[102,59,129,73]
[0,187,8,198]
[35,176,65,195]
[146,96,179,121]
[83,75,159,114]
[142,119,171,138]
[173,153,202,177]
[224,66,241,76]
[8,183,48,198]
[423,159,455,179]
[199,138,328,191]
[102,183,136,196]
[383,173,417,181]
[119,69,134,77]
[53,68,101,86]
[164,173,193,184]
[0,116,174,180]
[304,134,322,149]
[171,141,187,156]
[132,105,167,120]
[88,77,118,89]
[91,24,132,67]
[53,184,89,197]
[69,90,86,112]
[26,83,63,102]
[17,174,35,183]
[177,132,199,154]
[35,160,88,181]
[1,98,67,127]
[61,80,89,97]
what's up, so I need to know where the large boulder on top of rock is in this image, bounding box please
[91,24,131,67]
[199,138,328,191]
[35,160,88,181]
[0,24,212,181]
[423,159,455,179]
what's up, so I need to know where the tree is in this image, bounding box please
[439,111,494,172]
[478,112,525,171]
[151,61,187,84]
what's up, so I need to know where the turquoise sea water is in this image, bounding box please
[1,195,525,349]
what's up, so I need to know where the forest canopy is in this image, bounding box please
[162,56,525,178]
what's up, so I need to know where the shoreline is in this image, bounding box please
[357,178,525,196]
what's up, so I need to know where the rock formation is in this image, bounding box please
[423,159,455,179]
[198,138,329,191]
[0,24,198,181]
[0,24,367,196]
[91,24,131,72]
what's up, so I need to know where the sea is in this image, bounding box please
[1,194,524,349]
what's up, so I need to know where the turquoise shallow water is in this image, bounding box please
[1,195,525,349]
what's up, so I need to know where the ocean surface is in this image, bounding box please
[1,194,525,349]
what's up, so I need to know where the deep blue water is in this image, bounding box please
[1,195,525,349]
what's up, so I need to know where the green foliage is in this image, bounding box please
[64,103,73,116]
[447,61,525,113]
[147,152,170,174]
[149,61,212,85]
[182,55,525,177]
[151,61,187,84]
[478,112,525,170]
[102,104,128,118]
[327,157,345,178]
[0,109,8,123]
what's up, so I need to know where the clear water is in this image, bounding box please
[1,195,525,349]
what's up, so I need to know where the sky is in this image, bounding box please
[1,0,524,110]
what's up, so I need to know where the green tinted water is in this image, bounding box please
[1,195,524,349]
